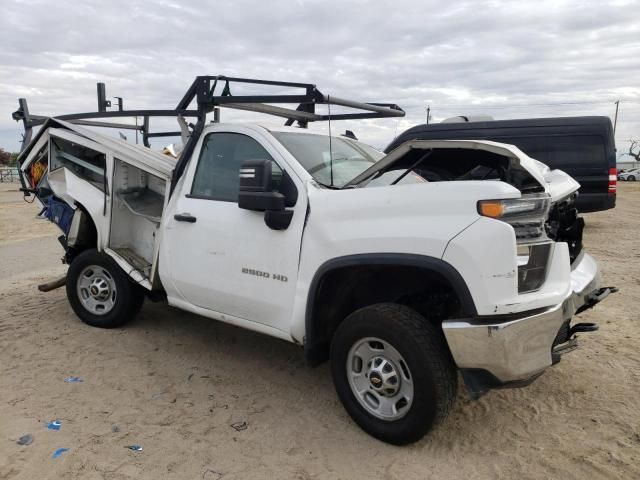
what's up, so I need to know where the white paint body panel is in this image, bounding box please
[158,124,310,338]
[28,121,594,349]
[288,180,520,341]
[442,218,572,315]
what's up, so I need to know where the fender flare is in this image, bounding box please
[304,253,477,362]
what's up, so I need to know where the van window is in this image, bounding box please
[496,135,605,168]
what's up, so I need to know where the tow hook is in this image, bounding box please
[552,337,578,358]
[569,322,599,336]
[589,286,619,303]
[552,321,601,363]
[575,286,618,314]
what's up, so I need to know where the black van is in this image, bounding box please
[385,116,616,212]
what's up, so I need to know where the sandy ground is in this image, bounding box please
[0,182,638,480]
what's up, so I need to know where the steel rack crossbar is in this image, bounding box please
[12,75,405,190]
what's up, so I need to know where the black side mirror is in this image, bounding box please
[238,159,293,230]
[238,159,285,211]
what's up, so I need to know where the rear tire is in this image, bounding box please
[66,249,144,328]
[330,303,457,445]
[628,175,636,181]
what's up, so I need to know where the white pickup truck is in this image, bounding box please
[14,77,614,444]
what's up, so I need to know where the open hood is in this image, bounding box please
[346,139,580,203]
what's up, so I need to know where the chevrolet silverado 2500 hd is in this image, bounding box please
[13,77,615,444]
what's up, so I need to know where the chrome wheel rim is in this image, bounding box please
[77,265,117,315]
[346,337,414,421]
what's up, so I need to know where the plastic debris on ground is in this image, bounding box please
[63,376,83,383]
[203,468,224,480]
[52,448,69,459]
[230,421,248,431]
[124,444,143,451]
[47,420,62,431]
[17,434,33,446]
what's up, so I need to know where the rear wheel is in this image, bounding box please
[330,303,457,445]
[66,249,144,328]
[628,175,636,181]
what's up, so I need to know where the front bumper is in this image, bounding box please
[442,252,613,390]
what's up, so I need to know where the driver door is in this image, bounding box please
[160,129,307,334]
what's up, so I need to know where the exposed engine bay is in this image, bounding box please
[545,193,584,263]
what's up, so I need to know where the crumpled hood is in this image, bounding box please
[348,139,580,203]
[527,158,581,203]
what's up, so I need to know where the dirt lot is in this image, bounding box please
[0,182,638,479]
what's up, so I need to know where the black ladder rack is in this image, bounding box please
[13,75,405,191]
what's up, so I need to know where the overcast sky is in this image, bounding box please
[1,0,639,159]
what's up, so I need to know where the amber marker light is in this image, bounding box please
[477,201,505,218]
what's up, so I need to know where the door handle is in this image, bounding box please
[174,213,197,223]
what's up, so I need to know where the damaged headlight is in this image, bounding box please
[477,193,551,242]
[478,194,552,292]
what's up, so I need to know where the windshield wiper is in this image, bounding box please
[390,149,433,185]
[313,178,343,190]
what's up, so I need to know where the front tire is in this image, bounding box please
[66,249,144,328]
[330,303,457,445]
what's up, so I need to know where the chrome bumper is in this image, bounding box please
[442,252,609,384]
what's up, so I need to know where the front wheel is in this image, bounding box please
[330,303,457,445]
[66,249,144,328]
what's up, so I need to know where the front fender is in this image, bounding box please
[289,180,521,343]
[443,217,572,315]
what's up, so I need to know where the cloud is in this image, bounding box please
[1,0,639,153]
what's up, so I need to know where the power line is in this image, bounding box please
[431,100,615,109]
[418,100,640,111]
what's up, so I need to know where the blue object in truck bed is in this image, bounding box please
[44,196,74,234]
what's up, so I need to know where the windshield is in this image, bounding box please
[272,132,384,188]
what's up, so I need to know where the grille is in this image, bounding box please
[512,220,546,241]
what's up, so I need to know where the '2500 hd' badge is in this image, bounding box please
[242,268,288,282]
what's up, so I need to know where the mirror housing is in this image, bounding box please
[238,159,285,211]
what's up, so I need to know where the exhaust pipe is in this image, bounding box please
[38,276,66,292]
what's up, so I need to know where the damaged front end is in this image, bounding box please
[358,140,616,398]
[546,192,584,264]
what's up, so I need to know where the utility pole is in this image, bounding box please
[613,100,620,135]
[426,105,431,125]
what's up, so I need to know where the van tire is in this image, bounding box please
[330,303,457,445]
[66,249,144,328]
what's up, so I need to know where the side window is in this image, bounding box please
[191,133,276,202]
[50,136,106,191]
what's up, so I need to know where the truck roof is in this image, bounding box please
[203,123,330,136]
